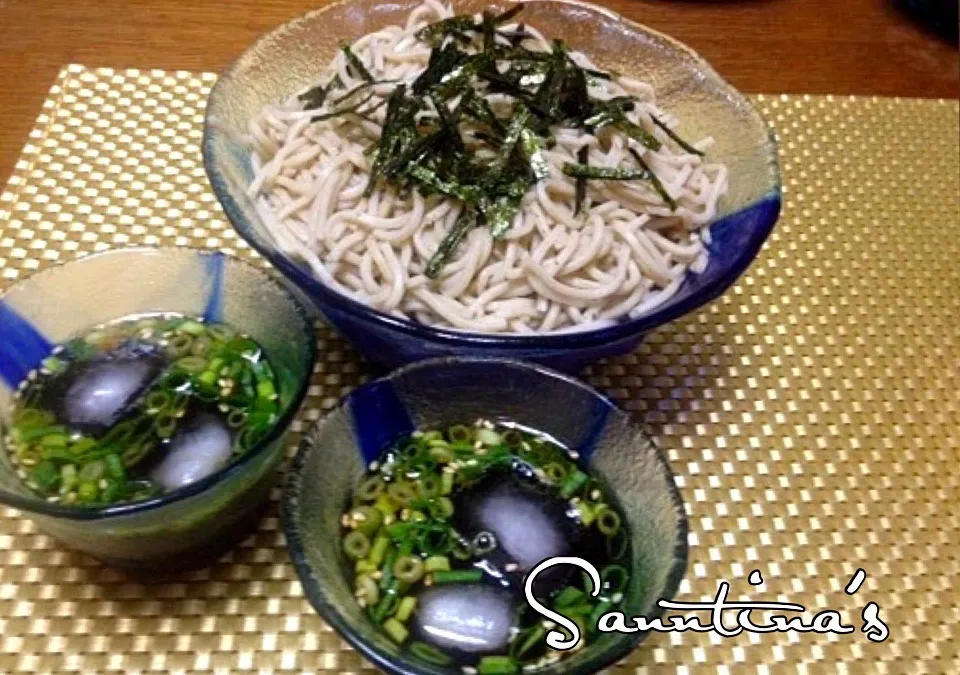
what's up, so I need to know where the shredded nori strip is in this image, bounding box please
[330,79,396,106]
[562,162,654,181]
[650,114,704,156]
[414,43,465,94]
[425,208,479,278]
[340,41,374,82]
[574,146,588,215]
[310,92,378,122]
[519,128,549,180]
[334,4,703,275]
[628,148,677,210]
[298,77,339,110]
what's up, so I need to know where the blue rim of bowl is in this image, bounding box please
[203,0,781,349]
[281,356,690,675]
[0,246,318,521]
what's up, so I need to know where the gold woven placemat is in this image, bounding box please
[0,65,958,674]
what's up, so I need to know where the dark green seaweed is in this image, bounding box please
[562,162,654,181]
[628,148,677,210]
[340,41,374,82]
[328,4,706,275]
[425,208,479,278]
[650,114,704,156]
[574,146,588,215]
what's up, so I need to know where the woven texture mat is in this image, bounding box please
[0,65,958,674]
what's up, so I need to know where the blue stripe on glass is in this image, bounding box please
[577,394,613,461]
[0,301,53,389]
[348,380,414,464]
[202,252,225,323]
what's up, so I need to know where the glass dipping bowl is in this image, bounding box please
[0,247,317,571]
[203,0,781,372]
[282,357,688,675]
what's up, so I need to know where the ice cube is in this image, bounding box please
[56,353,165,434]
[150,413,233,490]
[413,584,517,655]
[458,476,576,572]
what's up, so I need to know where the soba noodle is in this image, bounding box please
[248,0,728,333]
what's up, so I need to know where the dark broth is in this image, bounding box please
[4,315,280,506]
[341,420,631,673]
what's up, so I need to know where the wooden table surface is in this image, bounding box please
[0,0,957,184]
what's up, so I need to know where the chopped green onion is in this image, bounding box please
[226,409,248,429]
[440,471,455,495]
[448,425,472,443]
[393,555,425,584]
[431,569,483,584]
[177,320,205,335]
[542,462,568,483]
[175,356,208,373]
[409,641,453,665]
[394,595,417,622]
[356,574,380,607]
[166,334,193,358]
[478,655,520,674]
[368,535,391,567]
[387,481,417,506]
[30,461,59,491]
[560,469,590,498]
[475,428,501,446]
[596,505,622,536]
[382,617,408,644]
[553,586,585,608]
[601,564,629,594]
[350,505,384,537]
[510,624,546,659]
[424,555,451,573]
[344,530,371,560]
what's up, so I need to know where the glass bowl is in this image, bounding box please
[0,247,317,570]
[282,357,688,675]
[203,0,781,372]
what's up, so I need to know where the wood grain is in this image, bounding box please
[0,0,957,184]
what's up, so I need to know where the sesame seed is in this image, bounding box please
[505,563,519,572]
[590,489,601,501]
[542,620,556,629]
[611,592,623,603]
[369,461,380,471]
[461,667,476,674]
[569,450,580,460]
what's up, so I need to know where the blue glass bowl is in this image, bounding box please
[0,247,317,570]
[203,0,781,372]
[282,357,688,675]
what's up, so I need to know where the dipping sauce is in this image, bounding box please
[341,420,631,673]
[4,315,280,507]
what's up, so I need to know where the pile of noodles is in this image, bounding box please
[248,0,728,333]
